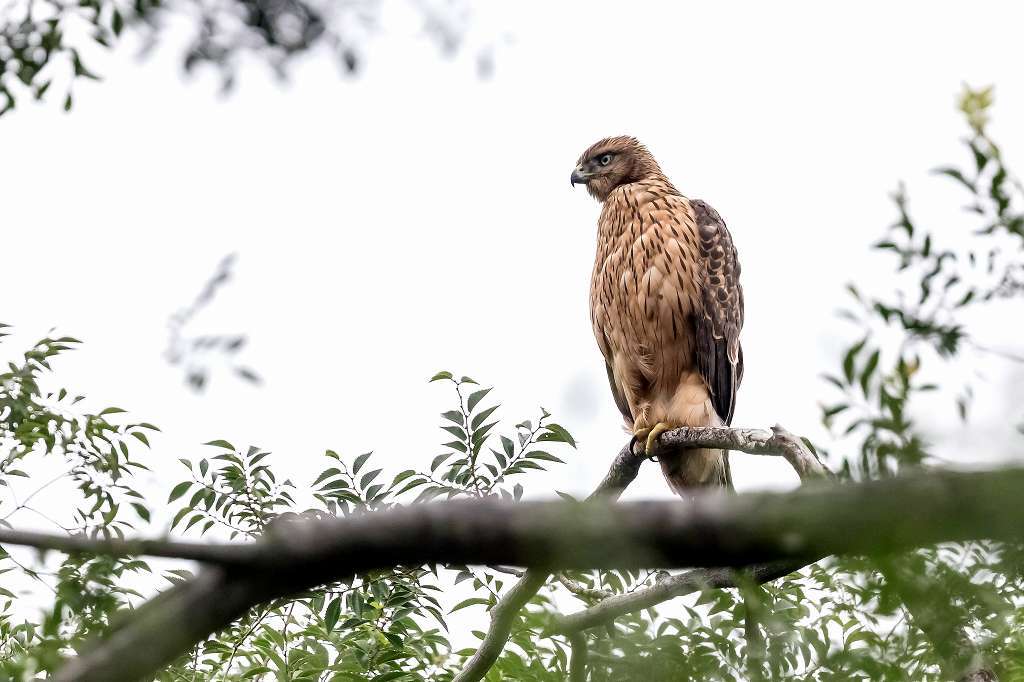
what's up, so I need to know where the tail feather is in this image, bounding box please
[659,448,732,495]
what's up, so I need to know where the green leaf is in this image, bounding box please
[313,467,341,486]
[860,349,880,395]
[429,371,453,382]
[932,166,976,193]
[170,507,190,530]
[324,597,341,630]
[842,337,867,385]
[167,481,192,503]
[391,469,416,486]
[539,423,577,448]
[467,387,493,413]
[441,410,464,425]
[203,439,235,450]
[442,425,467,441]
[359,468,382,490]
[449,597,490,614]
[525,450,564,463]
[131,503,150,522]
[471,405,499,430]
[352,452,372,475]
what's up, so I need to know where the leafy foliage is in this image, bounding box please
[0,0,491,116]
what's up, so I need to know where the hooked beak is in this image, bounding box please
[570,165,590,187]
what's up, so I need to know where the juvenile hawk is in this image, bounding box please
[572,136,744,494]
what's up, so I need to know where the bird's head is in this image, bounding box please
[571,136,662,201]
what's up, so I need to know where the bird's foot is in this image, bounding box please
[644,422,673,456]
[629,429,650,459]
[630,423,673,460]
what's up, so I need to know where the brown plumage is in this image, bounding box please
[571,136,744,494]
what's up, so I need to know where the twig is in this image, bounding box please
[557,574,614,602]
[0,528,260,564]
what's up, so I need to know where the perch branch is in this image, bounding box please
[547,423,829,636]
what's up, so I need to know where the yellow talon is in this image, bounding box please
[631,427,651,456]
[645,422,672,455]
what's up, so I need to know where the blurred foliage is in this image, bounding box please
[1,85,1023,681]
[0,0,493,115]
[165,253,260,392]
[0,327,158,674]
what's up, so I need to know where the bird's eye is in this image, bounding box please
[599,154,612,166]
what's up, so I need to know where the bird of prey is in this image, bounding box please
[571,136,744,494]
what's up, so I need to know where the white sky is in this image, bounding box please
[2,0,1023,524]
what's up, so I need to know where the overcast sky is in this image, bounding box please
[2,0,1023,521]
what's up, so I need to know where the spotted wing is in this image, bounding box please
[691,199,744,425]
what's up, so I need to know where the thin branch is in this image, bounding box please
[569,632,588,682]
[557,574,614,602]
[0,528,260,564]
[451,441,639,682]
[545,560,816,636]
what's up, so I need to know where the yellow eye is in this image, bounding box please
[599,154,612,166]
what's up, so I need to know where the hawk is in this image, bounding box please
[571,136,744,494]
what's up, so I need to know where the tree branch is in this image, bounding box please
[41,426,1018,682]
[658,423,832,481]
[546,423,829,636]
[557,573,615,602]
[545,560,816,636]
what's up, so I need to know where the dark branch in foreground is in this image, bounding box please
[30,426,1015,682]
